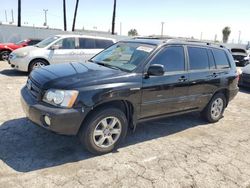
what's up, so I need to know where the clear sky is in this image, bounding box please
[1,0,250,43]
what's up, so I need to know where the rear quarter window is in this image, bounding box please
[212,49,230,69]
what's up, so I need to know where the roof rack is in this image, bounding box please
[165,38,225,48]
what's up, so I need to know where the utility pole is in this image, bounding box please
[5,10,7,22]
[63,0,67,31]
[120,22,122,35]
[11,9,14,23]
[72,0,79,31]
[161,22,164,37]
[111,0,116,35]
[43,9,48,26]
[200,32,203,41]
[17,0,21,27]
[238,30,241,44]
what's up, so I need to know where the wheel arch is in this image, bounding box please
[28,58,50,72]
[79,99,136,134]
[212,88,229,107]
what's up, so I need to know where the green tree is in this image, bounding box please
[128,29,138,36]
[222,26,231,43]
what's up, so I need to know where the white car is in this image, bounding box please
[8,35,116,72]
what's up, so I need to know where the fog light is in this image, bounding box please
[44,115,51,126]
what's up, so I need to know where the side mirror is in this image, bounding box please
[50,44,60,50]
[147,64,165,76]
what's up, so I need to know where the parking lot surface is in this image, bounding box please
[0,61,250,188]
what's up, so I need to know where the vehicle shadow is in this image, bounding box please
[0,69,28,77]
[0,113,207,172]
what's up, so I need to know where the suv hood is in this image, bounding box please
[30,62,128,89]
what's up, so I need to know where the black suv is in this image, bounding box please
[21,39,239,154]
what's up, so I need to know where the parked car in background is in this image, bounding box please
[231,48,249,67]
[20,39,239,154]
[0,39,41,61]
[9,35,116,73]
[239,64,250,87]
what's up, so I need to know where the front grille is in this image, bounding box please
[26,78,42,100]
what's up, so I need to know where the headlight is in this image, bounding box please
[16,52,29,58]
[43,89,79,108]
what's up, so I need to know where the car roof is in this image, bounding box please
[54,34,116,41]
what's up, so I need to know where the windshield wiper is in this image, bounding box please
[91,61,120,70]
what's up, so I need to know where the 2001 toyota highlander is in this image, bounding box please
[21,39,239,154]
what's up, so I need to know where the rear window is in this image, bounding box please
[213,49,230,69]
[231,48,246,53]
[188,47,209,70]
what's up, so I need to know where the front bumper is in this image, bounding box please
[239,73,250,88]
[21,86,89,135]
[9,55,29,72]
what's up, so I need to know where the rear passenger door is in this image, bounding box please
[76,37,114,62]
[141,46,190,118]
[187,46,220,109]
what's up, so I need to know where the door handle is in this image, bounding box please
[178,76,187,82]
[212,72,218,78]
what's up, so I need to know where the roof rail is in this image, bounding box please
[166,38,225,48]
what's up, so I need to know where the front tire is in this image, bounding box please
[0,50,11,61]
[202,93,226,123]
[29,59,48,73]
[78,108,128,155]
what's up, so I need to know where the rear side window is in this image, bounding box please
[78,38,114,49]
[213,49,230,69]
[79,38,95,49]
[188,47,209,70]
[95,39,114,49]
[150,46,185,72]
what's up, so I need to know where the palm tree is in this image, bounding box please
[63,0,67,31]
[222,27,231,43]
[18,0,21,27]
[72,0,79,31]
[111,0,116,35]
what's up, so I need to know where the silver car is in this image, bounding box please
[9,35,116,72]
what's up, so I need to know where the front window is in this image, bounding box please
[91,42,156,72]
[15,39,27,45]
[35,36,60,48]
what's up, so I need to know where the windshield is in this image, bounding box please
[35,36,60,48]
[91,42,155,72]
[15,39,27,45]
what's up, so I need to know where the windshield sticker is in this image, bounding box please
[137,46,154,53]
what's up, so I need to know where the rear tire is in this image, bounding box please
[0,50,11,61]
[78,107,128,155]
[28,59,48,73]
[202,93,226,123]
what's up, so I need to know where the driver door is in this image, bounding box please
[140,46,190,118]
[48,37,78,64]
